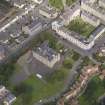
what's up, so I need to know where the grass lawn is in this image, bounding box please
[13,74,65,105]
[67,17,95,38]
[49,0,64,10]
[78,76,105,105]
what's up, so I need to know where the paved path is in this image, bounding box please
[64,57,83,89]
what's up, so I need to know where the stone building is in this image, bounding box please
[81,0,105,23]
[81,10,100,27]
[39,6,58,19]
[60,2,80,25]
[52,21,105,50]
[32,41,60,68]
[0,86,16,105]
[22,19,42,36]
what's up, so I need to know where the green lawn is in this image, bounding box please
[49,0,64,10]
[13,74,65,105]
[67,17,95,38]
[79,76,105,105]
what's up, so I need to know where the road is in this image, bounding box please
[0,23,51,65]
[0,4,36,33]
[50,30,105,57]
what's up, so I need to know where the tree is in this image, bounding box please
[0,63,15,86]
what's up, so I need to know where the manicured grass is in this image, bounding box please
[49,0,64,10]
[13,74,65,105]
[45,67,69,83]
[67,17,95,38]
[78,76,105,105]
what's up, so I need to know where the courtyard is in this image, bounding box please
[67,17,95,38]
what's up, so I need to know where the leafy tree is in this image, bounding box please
[0,63,15,86]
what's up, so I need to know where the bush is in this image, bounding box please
[0,63,15,86]
[63,60,72,69]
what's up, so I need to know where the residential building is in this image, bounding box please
[81,10,100,27]
[39,6,58,19]
[51,0,105,50]
[22,19,42,36]
[52,21,105,50]
[60,2,80,25]
[32,41,60,68]
[15,36,26,44]
[81,0,105,23]
[88,24,105,42]
[0,85,16,105]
